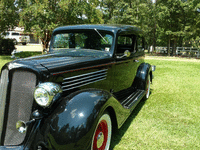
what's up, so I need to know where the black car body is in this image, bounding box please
[0,25,155,150]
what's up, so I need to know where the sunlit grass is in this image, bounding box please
[0,56,13,71]
[111,57,200,149]
[0,56,200,149]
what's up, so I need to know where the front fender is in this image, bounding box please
[41,89,112,150]
[133,63,152,90]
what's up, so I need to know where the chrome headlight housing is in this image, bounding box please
[34,82,62,107]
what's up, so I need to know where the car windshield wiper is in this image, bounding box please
[94,28,108,44]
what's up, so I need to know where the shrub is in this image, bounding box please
[0,38,15,55]
[13,51,42,58]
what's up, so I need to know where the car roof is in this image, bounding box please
[53,24,142,35]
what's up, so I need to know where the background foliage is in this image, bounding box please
[1,0,200,54]
[0,38,15,54]
[0,0,19,33]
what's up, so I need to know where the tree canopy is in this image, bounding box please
[0,0,19,34]
[18,0,103,51]
[1,0,200,54]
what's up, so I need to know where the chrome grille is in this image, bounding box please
[0,69,9,142]
[4,70,36,145]
[62,69,107,91]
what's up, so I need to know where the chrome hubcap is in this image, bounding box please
[97,132,104,148]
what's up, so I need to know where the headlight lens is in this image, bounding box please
[34,87,50,106]
[34,82,62,107]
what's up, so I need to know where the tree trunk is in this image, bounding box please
[175,38,177,55]
[167,38,170,56]
[41,30,51,53]
[172,37,177,56]
[153,19,156,54]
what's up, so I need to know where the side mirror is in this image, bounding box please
[124,50,131,57]
[116,50,131,59]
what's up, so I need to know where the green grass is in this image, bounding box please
[0,52,42,71]
[0,56,13,71]
[0,56,200,149]
[14,51,42,58]
[111,57,200,150]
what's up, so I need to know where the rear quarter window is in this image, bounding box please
[137,36,144,51]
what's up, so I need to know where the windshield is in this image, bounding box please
[11,33,20,35]
[50,30,114,53]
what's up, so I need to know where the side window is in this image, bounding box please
[137,36,144,51]
[118,36,132,45]
[116,35,135,54]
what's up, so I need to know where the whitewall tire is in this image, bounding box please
[91,112,112,150]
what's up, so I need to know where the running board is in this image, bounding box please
[120,90,145,109]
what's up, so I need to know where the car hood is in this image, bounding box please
[11,52,111,74]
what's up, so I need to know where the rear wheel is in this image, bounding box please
[91,112,112,150]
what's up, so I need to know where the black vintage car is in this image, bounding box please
[0,25,155,150]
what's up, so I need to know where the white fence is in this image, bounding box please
[156,47,172,53]
[155,47,200,58]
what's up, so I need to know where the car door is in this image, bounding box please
[112,34,139,93]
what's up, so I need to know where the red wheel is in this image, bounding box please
[145,74,150,99]
[91,112,112,150]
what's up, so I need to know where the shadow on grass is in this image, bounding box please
[110,91,152,150]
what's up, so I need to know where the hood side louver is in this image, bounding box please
[62,69,107,91]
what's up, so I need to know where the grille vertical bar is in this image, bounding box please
[0,69,9,142]
[4,70,36,145]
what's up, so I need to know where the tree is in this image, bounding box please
[106,0,157,51]
[19,0,103,52]
[99,0,120,24]
[0,0,19,33]
[156,0,195,56]
[16,0,199,53]
[189,0,200,47]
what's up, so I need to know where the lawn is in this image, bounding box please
[0,56,199,149]
[111,57,200,150]
[0,52,41,71]
[0,56,13,71]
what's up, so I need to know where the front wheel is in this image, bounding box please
[91,112,112,150]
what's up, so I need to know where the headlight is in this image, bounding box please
[34,82,62,107]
